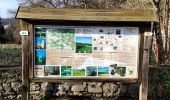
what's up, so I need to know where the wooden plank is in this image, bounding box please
[138,27,144,82]
[27,23,33,79]
[139,31,152,100]
[20,19,30,100]
[16,7,158,22]
[30,78,138,83]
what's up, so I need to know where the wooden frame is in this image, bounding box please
[16,7,157,100]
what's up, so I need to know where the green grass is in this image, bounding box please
[0,49,21,66]
[76,43,92,53]
[73,70,85,76]
[98,72,109,76]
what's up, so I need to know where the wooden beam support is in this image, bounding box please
[20,19,33,100]
[139,32,152,100]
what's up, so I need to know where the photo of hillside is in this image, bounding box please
[76,36,92,53]
[98,66,109,76]
[73,67,85,76]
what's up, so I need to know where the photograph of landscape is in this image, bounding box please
[35,50,46,65]
[35,38,46,49]
[61,66,72,76]
[44,65,60,76]
[115,67,126,77]
[86,66,97,76]
[76,36,92,53]
[98,66,109,76]
[35,27,46,38]
[73,66,85,76]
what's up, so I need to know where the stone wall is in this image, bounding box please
[0,68,139,100]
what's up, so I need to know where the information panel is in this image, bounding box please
[34,26,139,79]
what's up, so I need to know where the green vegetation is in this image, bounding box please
[76,43,92,53]
[98,73,109,76]
[87,67,97,76]
[61,66,72,76]
[73,69,85,76]
[115,67,126,76]
[163,71,170,94]
[35,28,46,38]
[0,44,21,66]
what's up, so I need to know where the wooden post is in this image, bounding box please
[20,19,33,100]
[139,32,152,100]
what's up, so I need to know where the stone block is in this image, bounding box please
[41,83,53,91]
[71,84,86,92]
[11,82,22,92]
[88,83,102,93]
[103,83,119,97]
[3,83,12,92]
[30,83,40,91]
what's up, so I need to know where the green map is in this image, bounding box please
[47,29,75,50]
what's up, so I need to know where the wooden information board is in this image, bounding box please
[34,26,139,79]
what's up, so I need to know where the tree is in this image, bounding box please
[0,17,5,34]
[0,16,6,43]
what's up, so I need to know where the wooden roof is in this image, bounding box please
[15,7,158,22]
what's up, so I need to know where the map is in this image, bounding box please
[46,29,75,50]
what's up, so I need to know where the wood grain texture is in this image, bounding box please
[139,30,151,100]
[20,19,30,100]
[16,7,158,22]
[30,78,138,83]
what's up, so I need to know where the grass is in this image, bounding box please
[0,44,21,66]
[76,43,92,53]
[98,72,109,76]
[0,44,21,49]
[73,70,85,76]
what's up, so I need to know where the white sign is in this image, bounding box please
[144,32,153,36]
[20,31,28,35]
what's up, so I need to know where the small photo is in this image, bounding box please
[35,50,46,65]
[116,29,121,35]
[86,66,97,76]
[115,67,126,77]
[35,38,46,49]
[73,66,85,76]
[76,36,92,53]
[34,65,44,77]
[61,66,72,76]
[98,66,109,76]
[35,28,46,38]
[127,68,135,76]
[44,66,60,76]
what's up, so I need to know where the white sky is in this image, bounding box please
[0,0,19,18]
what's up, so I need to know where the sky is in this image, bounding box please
[36,50,46,58]
[76,37,92,44]
[0,0,19,18]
